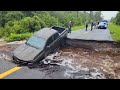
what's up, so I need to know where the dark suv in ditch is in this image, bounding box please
[13,26,68,65]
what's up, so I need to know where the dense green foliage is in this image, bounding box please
[72,24,90,31]
[0,11,103,42]
[4,33,32,42]
[109,11,120,42]
[111,11,119,25]
[108,23,120,42]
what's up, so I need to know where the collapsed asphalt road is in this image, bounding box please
[0,40,120,79]
[68,28,113,41]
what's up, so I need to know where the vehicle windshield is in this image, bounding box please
[99,22,106,25]
[26,35,46,49]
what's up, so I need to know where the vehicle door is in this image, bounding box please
[52,33,59,50]
[44,36,54,57]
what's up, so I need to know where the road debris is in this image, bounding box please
[2,53,12,61]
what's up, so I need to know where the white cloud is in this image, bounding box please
[102,11,118,20]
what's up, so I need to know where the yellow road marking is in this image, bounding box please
[0,66,22,79]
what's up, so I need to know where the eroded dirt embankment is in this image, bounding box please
[0,40,120,79]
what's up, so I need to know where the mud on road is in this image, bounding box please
[0,40,120,79]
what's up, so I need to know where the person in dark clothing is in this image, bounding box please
[85,21,88,31]
[91,21,94,31]
[98,21,99,25]
[94,22,97,29]
[68,21,72,33]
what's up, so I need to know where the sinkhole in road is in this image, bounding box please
[1,40,120,79]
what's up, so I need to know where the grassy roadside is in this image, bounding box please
[108,22,120,42]
[72,25,85,31]
[72,24,90,31]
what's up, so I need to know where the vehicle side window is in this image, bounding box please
[53,33,59,40]
[46,36,54,46]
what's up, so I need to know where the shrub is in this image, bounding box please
[0,28,4,38]
[5,33,33,42]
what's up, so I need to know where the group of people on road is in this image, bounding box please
[68,20,99,33]
[85,21,99,31]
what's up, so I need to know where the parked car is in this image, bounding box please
[100,20,108,25]
[13,26,68,65]
[98,22,107,29]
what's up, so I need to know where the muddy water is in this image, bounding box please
[41,46,120,79]
[41,49,105,79]
[69,47,120,79]
[1,40,120,79]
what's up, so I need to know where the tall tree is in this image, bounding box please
[94,11,102,21]
[114,11,120,25]
[90,11,94,21]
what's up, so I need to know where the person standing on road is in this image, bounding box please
[98,21,99,25]
[68,21,72,33]
[85,21,88,31]
[94,22,96,29]
[91,21,94,31]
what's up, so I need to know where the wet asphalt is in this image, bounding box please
[0,57,67,79]
[0,58,16,74]
[68,28,113,41]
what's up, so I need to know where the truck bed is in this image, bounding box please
[51,26,66,34]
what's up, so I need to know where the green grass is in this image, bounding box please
[108,22,120,42]
[72,24,90,31]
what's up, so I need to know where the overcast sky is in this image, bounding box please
[101,11,118,20]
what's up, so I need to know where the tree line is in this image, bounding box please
[0,11,103,41]
[111,11,120,25]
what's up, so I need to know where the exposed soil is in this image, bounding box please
[58,47,120,79]
[0,41,26,61]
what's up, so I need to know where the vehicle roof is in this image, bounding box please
[34,28,58,40]
[100,20,108,22]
